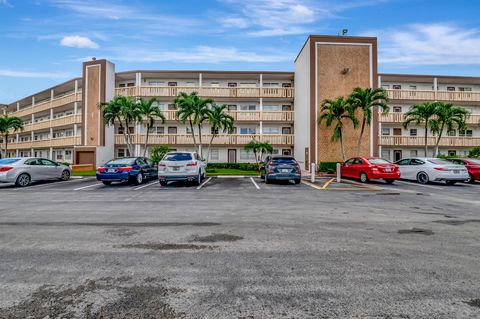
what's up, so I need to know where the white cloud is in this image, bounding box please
[220,17,249,29]
[0,69,70,78]
[369,24,480,65]
[0,0,12,6]
[60,35,99,49]
[105,46,293,63]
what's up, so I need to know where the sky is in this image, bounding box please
[1,0,480,102]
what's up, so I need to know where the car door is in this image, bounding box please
[24,159,44,181]
[39,159,61,179]
[352,158,365,178]
[409,159,426,179]
[342,158,355,178]
[145,158,157,178]
[395,159,412,180]
[135,157,148,176]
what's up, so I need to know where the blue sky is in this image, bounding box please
[1,0,480,102]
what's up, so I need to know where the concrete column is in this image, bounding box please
[199,73,203,87]
[50,108,54,120]
[16,102,19,112]
[49,147,53,160]
[378,75,382,87]
[74,124,78,136]
[32,96,35,107]
[74,102,78,114]
[50,128,53,140]
[259,74,263,87]
[74,80,79,93]
[259,97,263,135]
[50,89,54,100]
[31,113,34,123]
[16,149,19,157]
[135,72,142,86]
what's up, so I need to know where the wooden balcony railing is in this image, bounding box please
[380,136,480,147]
[20,114,82,132]
[115,86,294,99]
[9,92,82,118]
[142,110,294,122]
[115,134,294,146]
[386,89,480,102]
[380,112,480,125]
[7,136,82,150]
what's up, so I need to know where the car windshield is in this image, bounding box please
[427,159,451,165]
[271,158,296,164]
[0,158,21,164]
[163,153,193,161]
[106,158,135,165]
[368,158,391,164]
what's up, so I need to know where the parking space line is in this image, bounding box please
[322,178,335,190]
[197,177,212,190]
[134,181,158,191]
[12,182,60,191]
[301,180,323,190]
[74,183,100,191]
[250,177,260,190]
[395,180,443,190]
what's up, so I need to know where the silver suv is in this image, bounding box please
[158,152,206,186]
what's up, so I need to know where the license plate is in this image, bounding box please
[281,169,289,173]
[173,167,180,171]
[453,170,459,174]
[107,169,116,173]
[385,168,391,172]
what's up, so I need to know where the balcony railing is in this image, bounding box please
[7,136,82,149]
[141,110,294,122]
[10,92,82,118]
[115,134,294,146]
[380,136,480,147]
[20,114,82,132]
[380,112,480,125]
[386,89,480,102]
[115,86,294,99]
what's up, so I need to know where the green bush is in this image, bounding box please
[319,162,341,173]
[150,145,169,164]
[207,162,259,171]
[437,154,461,159]
[468,146,480,158]
[57,161,71,166]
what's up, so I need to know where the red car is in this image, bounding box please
[341,157,401,184]
[447,158,480,183]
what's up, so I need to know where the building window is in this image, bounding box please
[119,83,126,88]
[393,106,402,113]
[410,150,418,157]
[282,83,292,88]
[185,81,195,87]
[410,129,417,136]
[263,127,279,134]
[282,105,292,111]
[448,150,457,156]
[149,81,165,86]
[211,127,219,135]
[381,150,390,160]
[239,127,256,134]
[168,127,177,134]
[210,149,219,161]
[409,85,417,90]
[126,82,135,87]
[240,150,256,160]
[447,87,455,91]
[263,82,279,87]
[186,127,193,134]
[263,105,281,111]
[65,150,72,160]
[239,105,256,111]
[227,82,237,87]
[459,87,472,92]
[392,85,401,90]
[272,149,279,155]
[447,130,456,137]
[168,104,177,110]
[381,128,390,136]
[227,105,237,111]
[282,149,292,155]
[459,129,473,137]
[168,82,177,87]
[155,126,165,134]
[239,82,257,88]
[117,148,129,157]
[282,127,291,134]
[210,82,220,87]
[381,84,390,89]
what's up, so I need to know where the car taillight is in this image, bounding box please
[292,163,300,167]
[159,163,166,167]
[186,162,197,167]
[97,167,105,173]
[434,167,445,171]
[118,166,133,172]
[0,166,13,172]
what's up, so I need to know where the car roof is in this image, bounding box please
[271,155,295,159]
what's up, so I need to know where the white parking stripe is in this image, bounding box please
[73,183,100,191]
[395,180,443,190]
[250,177,260,190]
[301,180,323,190]
[196,177,212,190]
[134,181,158,190]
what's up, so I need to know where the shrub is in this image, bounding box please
[437,154,460,159]
[150,145,169,164]
[468,146,480,158]
[319,162,341,173]
[206,163,259,171]
[57,161,71,166]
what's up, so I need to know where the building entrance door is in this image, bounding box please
[393,150,402,162]
[228,149,237,163]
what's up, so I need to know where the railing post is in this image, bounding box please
[311,163,315,183]
[336,163,341,183]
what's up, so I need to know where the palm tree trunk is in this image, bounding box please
[197,124,203,158]
[355,117,366,156]
[340,132,346,162]
[143,124,150,157]
[4,134,8,159]
[205,134,216,164]
[434,123,445,157]
[189,119,197,152]
[424,124,428,157]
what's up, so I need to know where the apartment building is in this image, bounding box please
[1,35,479,169]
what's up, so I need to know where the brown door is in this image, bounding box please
[76,151,95,165]
[228,149,236,163]
[305,147,309,170]
[393,128,402,136]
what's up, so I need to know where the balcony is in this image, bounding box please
[380,112,480,125]
[10,92,82,118]
[380,136,480,147]
[145,110,294,122]
[115,134,294,146]
[21,114,82,132]
[115,86,294,99]
[7,136,82,150]
[386,89,480,102]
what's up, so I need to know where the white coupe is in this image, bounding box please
[394,157,469,185]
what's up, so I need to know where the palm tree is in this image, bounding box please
[190,93,213,158]
[136,97,166,157]
[318,97,358,162]
[244,139,260,166]
[0,115,24,158]
[403,102,437,157]
[430,102,470,157]
[175,92,197,152]
[205,104,234,163]
[348,87,389,156]
[99,96,139,156]
[257,141,273,163]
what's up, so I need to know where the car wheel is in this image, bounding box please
[61,170,71,181]
[159,180,167,186]
[294,178,301,184]
[195,171,202,186]
[467,174,475,184]
[417,172,429,184]
[135,173,144,185]
[385,179,395,184]
[359,172,369,183]
[445,180,457,185]
[102,181,112,186]
[15,173,31,187]
[265,175,271,184]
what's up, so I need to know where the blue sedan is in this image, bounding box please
[96,157,158,185]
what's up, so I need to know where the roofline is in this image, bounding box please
[380,73,480,81]
[115,70,294,76]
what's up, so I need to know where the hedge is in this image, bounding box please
[318,162,341,173]
[206,163,259,171]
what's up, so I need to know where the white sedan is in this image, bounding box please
[395,157,469,185]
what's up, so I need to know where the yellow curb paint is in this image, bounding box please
[322,178,335,190]
[301,180,323,190]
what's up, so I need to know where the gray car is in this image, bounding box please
[0,157,71,187]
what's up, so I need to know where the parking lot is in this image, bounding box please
[1,176,480,318]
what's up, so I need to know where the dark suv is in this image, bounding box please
[262,155,301,184]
